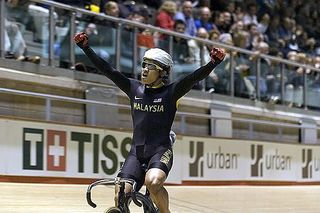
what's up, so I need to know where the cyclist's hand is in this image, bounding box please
[74,32,89,49]
[210,47,225,64]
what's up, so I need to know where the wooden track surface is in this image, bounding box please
[1,182,320,213]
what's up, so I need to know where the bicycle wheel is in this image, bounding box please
[104,206,122,213]
[125,192,158,213]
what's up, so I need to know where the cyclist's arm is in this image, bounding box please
[82,47,131,94]
[173,61,219,100]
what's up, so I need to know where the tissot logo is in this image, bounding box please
[189,141,204,177]
[23,128,66,171]
[251,144,292,177]
[22,127,131,175]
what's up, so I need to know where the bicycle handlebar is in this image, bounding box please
[86,178,144,209]
[86,190,97,208]
[86,179,114,208]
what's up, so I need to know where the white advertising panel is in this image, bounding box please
[0,119,182,183]
[181,136,249,180]
[180,136,320,182]
[0,118,320,183]
[247,141,298,181]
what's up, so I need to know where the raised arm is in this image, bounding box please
[74,32,131,94]
[173,47,226,100]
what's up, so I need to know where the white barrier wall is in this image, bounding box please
[0,118,319,183]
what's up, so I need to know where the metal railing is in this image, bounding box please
[0,87,316,142]
[2,0,320,108]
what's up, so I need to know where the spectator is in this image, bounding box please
[100,0,130,18]
[256,0,280,17]
[60,21,109,69]
[194,7,216,32]
[5,0,31,27]
[309,56,320,91]
[84,23,110,62]
[284,51,304,107]
[209,28,220,42]
[302,38,317,56]
[170,19,198,83]
[212,11,224,33]
[206,33,233,93]
[295,1,317,38]
[245,23,263,50]
[82,23,109,59]
[220,11,233,33]
[174,0,197,36]
[128,4,151,24]
[104,1,120,17]
[257,13,270,34]
[247,41,271,100]
[94,1,120,28]
[231,22,249,49]
[188,27,212,90]
[243,3,258,26]
[172,19,191,64]
[155,1,177,40]
[28,4,58,43]
[286,34,300,53]
[188,27,211,66]
[4,19,26,59]
[97,1,121,65]
[265,48,284,101]
[133,5,155,49]
[219,33,233,46]
[265,15,282,49]
[278,17,294,44]
[225,1,237,23]
[121,5,154,77]
[155,0,177,31]
[234,3,245,21]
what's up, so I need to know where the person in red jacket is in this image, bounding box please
[155,1,177,31]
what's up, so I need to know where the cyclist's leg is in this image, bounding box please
[145,168,169,213]
[145,148,173,213]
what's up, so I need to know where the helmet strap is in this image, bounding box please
[146,77,164,88]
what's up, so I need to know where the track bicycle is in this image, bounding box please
[87,131,176,212]
[86,176,158,213]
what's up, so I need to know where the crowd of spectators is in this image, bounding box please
[4,0,320,107]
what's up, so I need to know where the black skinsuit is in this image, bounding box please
[82,46,220,188]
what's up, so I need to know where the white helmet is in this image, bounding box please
[143,48,173,70]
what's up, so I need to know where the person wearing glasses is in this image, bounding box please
[74,32,225,213]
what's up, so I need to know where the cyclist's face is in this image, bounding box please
[141,60,162,85]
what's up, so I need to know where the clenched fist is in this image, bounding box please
[210,47,226,64]
[74,32,89,49]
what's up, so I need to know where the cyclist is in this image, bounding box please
[74,32,225,213]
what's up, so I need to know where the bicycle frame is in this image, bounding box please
[86,177,157,213]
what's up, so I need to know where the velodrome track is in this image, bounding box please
[1,182,320,213]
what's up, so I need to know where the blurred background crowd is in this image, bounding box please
[4,0,320,108]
